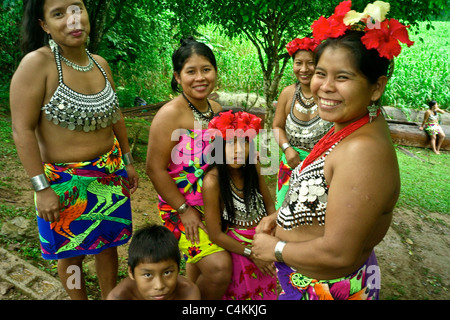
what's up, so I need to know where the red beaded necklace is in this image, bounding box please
[300,110,379,171]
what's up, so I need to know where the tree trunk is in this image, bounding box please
[85,0,113,53]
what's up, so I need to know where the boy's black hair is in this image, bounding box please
[128,224,181,274]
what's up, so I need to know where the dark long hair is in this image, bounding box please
[315,30,391,85]
[21,0,47,55]
[171,36,217,93]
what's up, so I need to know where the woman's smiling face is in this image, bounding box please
[293,50,315,86]
[311,46,382,130]
[174,53,217,103]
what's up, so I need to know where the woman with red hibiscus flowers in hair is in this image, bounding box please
[203,110,277,300]
[273,36,333,211]
[253,1,412,300]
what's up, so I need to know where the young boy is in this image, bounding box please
[107,224,200,300]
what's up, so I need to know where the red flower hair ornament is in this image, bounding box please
[311,0,414,60]
[208,110,262,141]
[286,37,321,56]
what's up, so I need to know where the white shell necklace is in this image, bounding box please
[49,39,94,72]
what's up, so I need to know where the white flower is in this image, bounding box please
[364,1,390,22]
[344,10,364,25]
[343,1,390,26]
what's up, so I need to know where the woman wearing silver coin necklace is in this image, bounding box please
[10,0,138,300]
[272,37,333,210]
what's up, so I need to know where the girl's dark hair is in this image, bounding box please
[315,30,390,84]
[21,0,47,55]
[429,100,437,109]
[207,109,259,231]
[171,36,217,93]
[128,224,181,274]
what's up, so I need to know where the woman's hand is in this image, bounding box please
[35,187,61,223]
[179,206,208,244]
[125,164,139,194]
[252,233,279,262]
[285,147,301,169]
[255,212,277,235]
[252,256,276,276]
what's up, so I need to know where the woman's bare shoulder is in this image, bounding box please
[14,47,53,76]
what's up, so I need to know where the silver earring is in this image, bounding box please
[368,103,379,123]
[48,35,58,53]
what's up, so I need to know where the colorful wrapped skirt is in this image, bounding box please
[37,138,132,260]
[222,228,277,300]
[276,251,380,300]
[159,204,224,264]
[424,122,444,136]
[158,129,224,263]
[276,146,309,210]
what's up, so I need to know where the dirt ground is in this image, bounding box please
[1,156,449,300]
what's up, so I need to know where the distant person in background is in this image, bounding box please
[146,37,229,299]
[107,224,201,300]
[272,37,333,210]
[10,0,138,299]
[419,100,446,154]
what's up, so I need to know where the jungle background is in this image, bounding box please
[0,0,449,300]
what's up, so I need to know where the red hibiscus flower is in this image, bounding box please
[312,0,352,41]
[334,0,352,16]
[235,111,261,139]
[208,110,261,141]
[286,37,321,56]
[361,18,414,59]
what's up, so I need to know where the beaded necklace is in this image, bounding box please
[182,92,214,128]
[300,110,380,171]
[295,83,317,114]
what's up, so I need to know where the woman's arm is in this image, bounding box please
[203,170,247,254]
[146,103,206,244]
[10,51,61,222]
[419,110,430,130]
[272,85,293,148]
[256,163,275,215]
[96,55,139,193]
[272,85,300,168]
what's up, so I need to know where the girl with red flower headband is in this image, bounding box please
[253,1,407,300]
[273,36,332,212]
[203,109,277,300]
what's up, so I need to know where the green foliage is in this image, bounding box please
[396,146,450,213]
[0,0,22,110]
[97,3,177,107]
[381,21,450,110]
[197,25,296,97]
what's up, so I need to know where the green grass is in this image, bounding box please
[395,145,449,213]
[382,21,450,111]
